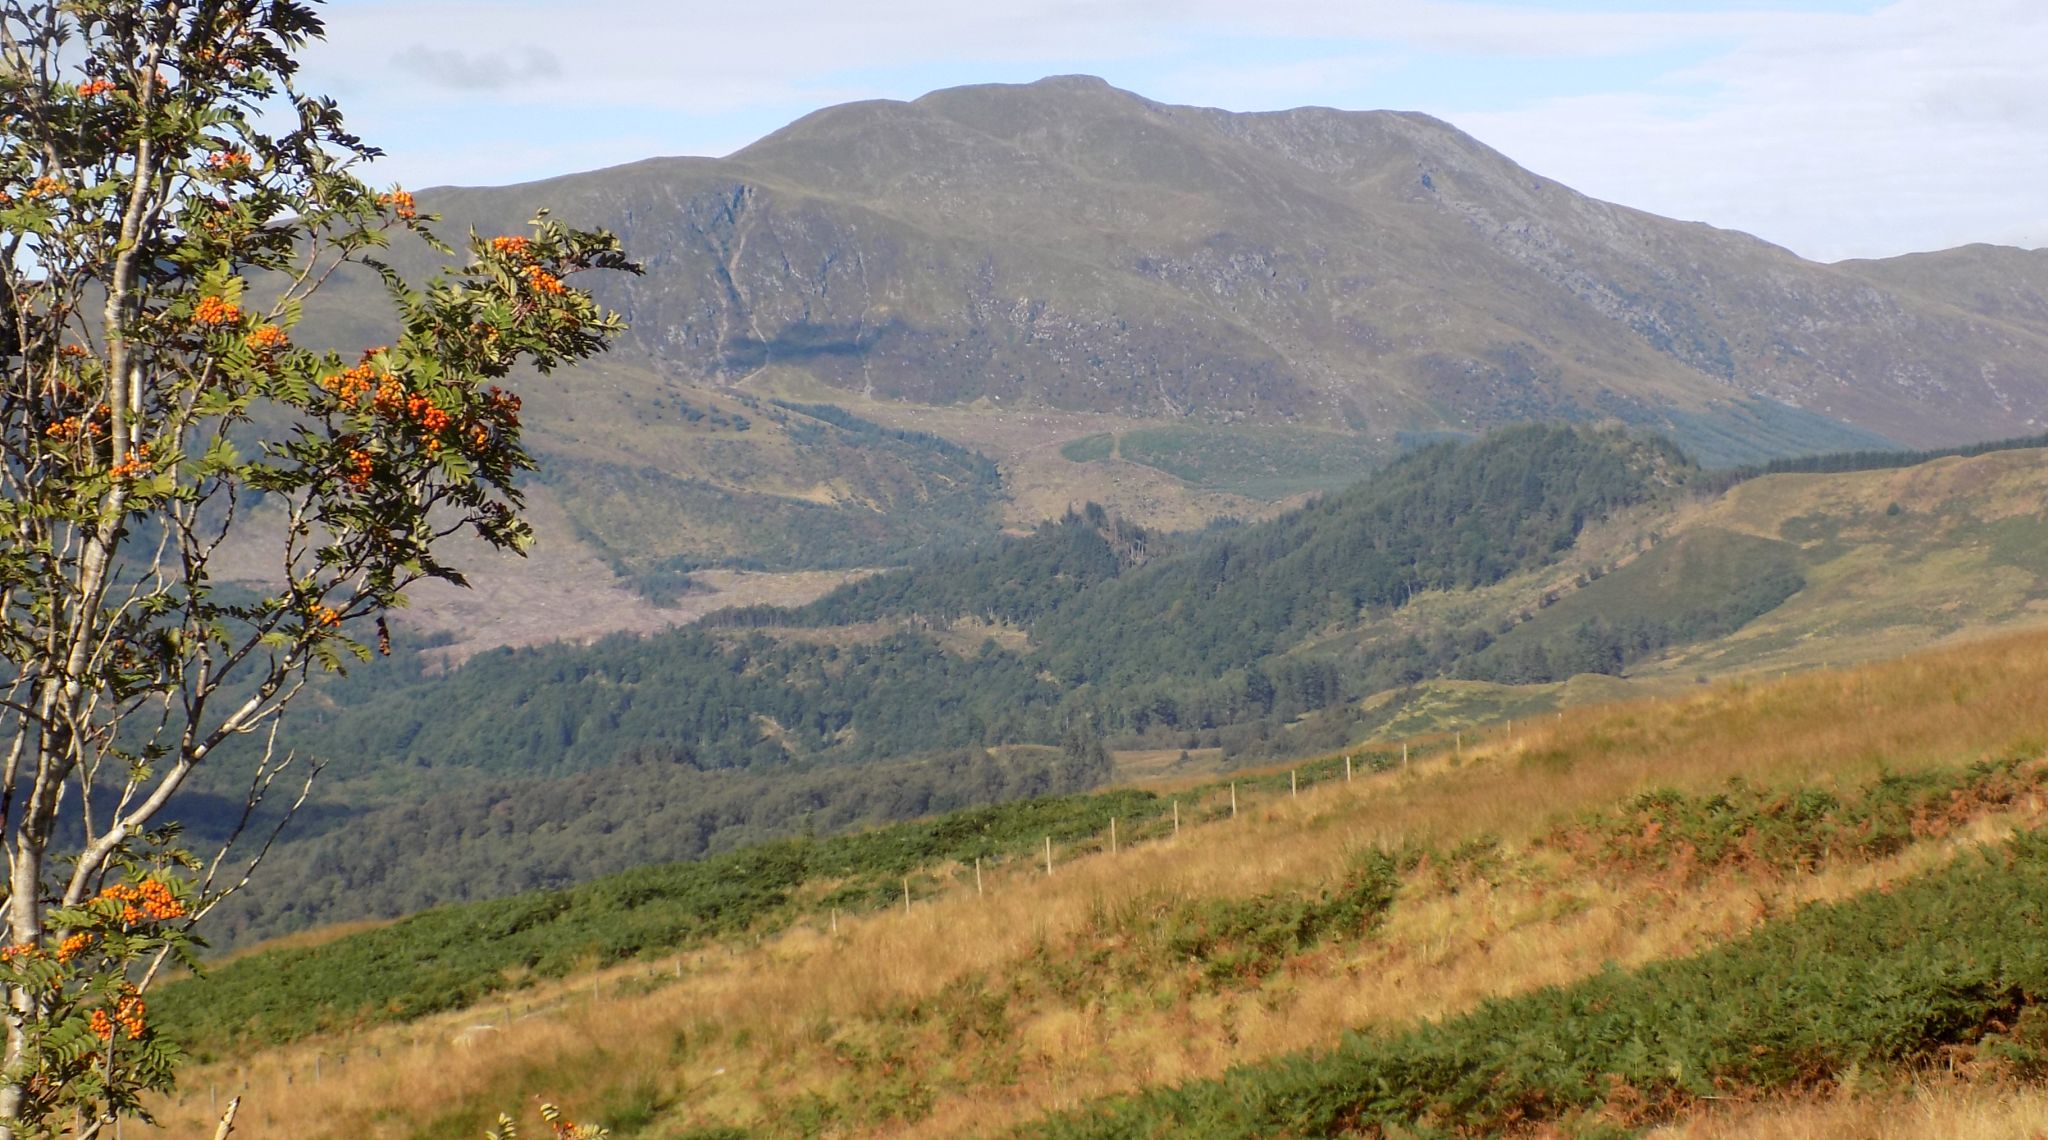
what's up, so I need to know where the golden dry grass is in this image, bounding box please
[1649,1080,2048,1139]
[147,628,2048,1138]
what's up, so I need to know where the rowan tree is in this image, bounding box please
[0,2,636,1134]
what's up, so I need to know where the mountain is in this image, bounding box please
[286,76,2048,603]
[407,76,2048,451]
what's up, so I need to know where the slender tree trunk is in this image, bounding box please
[0,835,45,1136]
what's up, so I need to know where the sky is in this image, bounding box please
[303,0,2047,263]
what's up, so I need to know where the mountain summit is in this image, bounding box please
[414,76,2047,452]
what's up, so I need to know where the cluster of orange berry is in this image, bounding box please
[0,943,36,966]
[521,265,567,296]
[244,324,289,353]
[60,343,89,359]
[379,189,417,220]
[489,235,533,258]
[406,394,453,434]
[96,878,185,925]
[370,378,458,450]
[55,933,93,963]
[328,357,383,403]
[88,993,146,1042]
[205,149,250,173]
[309,604,342,628]
[22,176,67,201]
[192,295,241,326]
[343,445,374,488]
[47,402,112,443]
[109,442,152,480]
[77,78,115,98]
[368,372,407,415]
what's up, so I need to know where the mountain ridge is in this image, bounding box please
[394,77,2048,452]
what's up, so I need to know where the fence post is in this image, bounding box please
[1402,742,1409,766]
[1173,799,1180,835]
[1345,755,1352,782]
[1230,782,1238,818]
[1045,836,1053,875]
[1291,769,1297,797]
[1110,816,1118,855]
[903,877,911,916]
[975,856,984,897]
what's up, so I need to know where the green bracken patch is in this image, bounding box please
[1550,757,2047,883]
[1025,829,2048,1138]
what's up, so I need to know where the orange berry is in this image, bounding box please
[521,265,567,296]
[244,324,289,352]
[193,295,240,326]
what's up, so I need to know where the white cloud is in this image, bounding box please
[1454,0,2048,259]
[388,44,562,91]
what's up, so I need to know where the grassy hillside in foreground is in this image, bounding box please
[143,626,2048,1138]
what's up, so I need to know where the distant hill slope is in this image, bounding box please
[185,432,2048,946]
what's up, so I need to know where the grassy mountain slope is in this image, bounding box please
[1646,446,2048,676]
[143,628,2048,1138]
